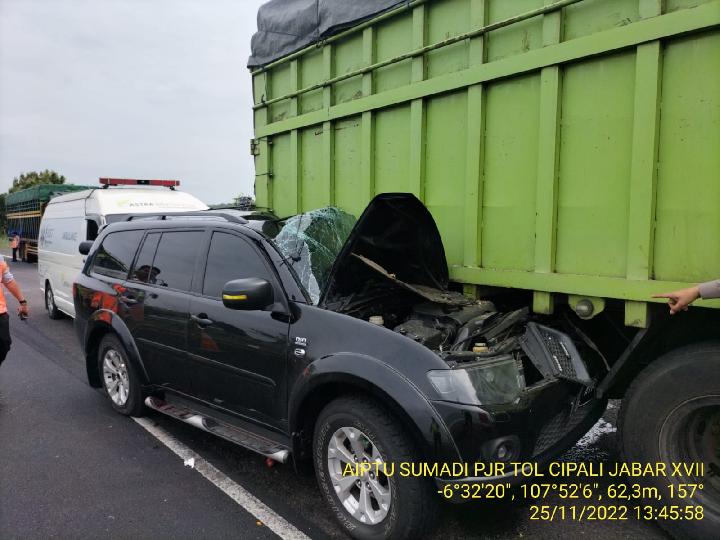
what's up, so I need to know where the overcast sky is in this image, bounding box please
[0,0,266,204]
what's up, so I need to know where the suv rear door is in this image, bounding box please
[122,228,206,394]
[81,229,144,317]
[186,229,290,428]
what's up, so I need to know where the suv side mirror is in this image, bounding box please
[79,241,94,255]
[222,278,274,311]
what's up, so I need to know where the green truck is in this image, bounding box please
[250,0,719,537]
[5,184,94,262]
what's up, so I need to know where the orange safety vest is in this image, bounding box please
[0,261,9,314]
[9,236,19,249]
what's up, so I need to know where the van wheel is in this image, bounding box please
[619,342,720,540]
[45,284,62,319]
[313,396,437,540]
[98,334,145,417]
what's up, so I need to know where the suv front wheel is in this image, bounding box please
[313,396,437,540]
[98,334,145,417]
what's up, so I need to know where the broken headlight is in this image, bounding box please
[427,355,525,406]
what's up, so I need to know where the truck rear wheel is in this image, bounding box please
[619,342,720,539]
[313,395,438,540]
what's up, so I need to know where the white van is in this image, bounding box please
[38,179,208,318]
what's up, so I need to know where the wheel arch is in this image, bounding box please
[84,312,148,388]
[288,355,460,466]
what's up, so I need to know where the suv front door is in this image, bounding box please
[186,230,290,428]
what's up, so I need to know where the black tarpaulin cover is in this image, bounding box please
[248,0,405,68]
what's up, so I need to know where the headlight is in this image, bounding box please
[427,355,525,406]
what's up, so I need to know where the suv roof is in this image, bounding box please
[106,209,279,236]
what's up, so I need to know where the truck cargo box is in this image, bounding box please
[250,0,720,328]
[5,184,94,262]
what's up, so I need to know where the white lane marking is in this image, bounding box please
[133,417,310,540]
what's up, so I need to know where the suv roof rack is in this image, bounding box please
[125,211,249,224]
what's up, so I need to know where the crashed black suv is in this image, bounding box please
[74,194,605,540]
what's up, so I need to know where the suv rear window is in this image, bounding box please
[130,233,160,283]
[149,231,204,291]
[91,230,143,280]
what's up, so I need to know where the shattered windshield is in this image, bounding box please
[268,207,357,304]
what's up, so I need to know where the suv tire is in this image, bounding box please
[45,283,61,319]
[98,334,146,417]
[313,395,437,540]
[619,342,720,540]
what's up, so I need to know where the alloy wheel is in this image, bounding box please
[102,349,130,406]
[327,426,392,525]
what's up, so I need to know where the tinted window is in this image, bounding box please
[86,219,99,241]
[91,230,143,280]
[130,233,160,283]
[202,232,272,298]
[150,231,204,291]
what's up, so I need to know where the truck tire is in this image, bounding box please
[45,283,62,319]
[313,395,438,540]
[98,334,146,417]
[619,342,720,539]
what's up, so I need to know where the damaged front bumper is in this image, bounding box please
[427,323,606,501]
[431,384,606,500]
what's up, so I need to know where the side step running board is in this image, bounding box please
[145,397,290,463]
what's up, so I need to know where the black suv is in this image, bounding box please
[74,194,605,540]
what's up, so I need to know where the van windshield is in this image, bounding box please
[266,207,356,304]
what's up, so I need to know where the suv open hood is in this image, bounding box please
[319,193,451,309]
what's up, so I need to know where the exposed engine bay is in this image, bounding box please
[270,194,602,407]
[332,252,596,404]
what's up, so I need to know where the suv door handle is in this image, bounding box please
[191,314,214,328]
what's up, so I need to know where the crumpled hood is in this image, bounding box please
[319,193,450,308]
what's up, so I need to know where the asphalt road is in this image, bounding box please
[0,258,669,539]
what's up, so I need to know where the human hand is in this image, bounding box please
[18,303,29,319]
[652,286,700,315]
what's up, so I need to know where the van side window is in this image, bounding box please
[202,232,273,298]
[86,219,99,241]
[130,233,161,283]
[91,230,143,280]
[149,231,204,291]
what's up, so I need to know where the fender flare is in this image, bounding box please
[84,310,149,386]
[288,353,461,463]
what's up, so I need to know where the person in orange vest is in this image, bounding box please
[9,232,20,262]
[0,259,29,367]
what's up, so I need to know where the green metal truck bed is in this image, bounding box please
[6,184,94,258]
[251,0,720,327]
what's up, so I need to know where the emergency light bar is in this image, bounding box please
[99,178,180,188]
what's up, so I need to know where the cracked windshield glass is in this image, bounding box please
[270,207,356,303]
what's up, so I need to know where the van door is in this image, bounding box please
[186,230,290,428]
[38,198,88,317]
[122,229,206,394]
